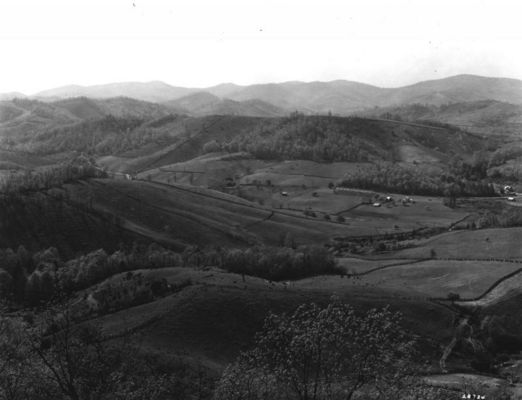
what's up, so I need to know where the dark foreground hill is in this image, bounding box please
[90,268,455,369]
[0,177,353,256]
[0,188,140,257]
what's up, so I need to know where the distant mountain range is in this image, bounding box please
[164,92,286,117]
[2,74,522,116]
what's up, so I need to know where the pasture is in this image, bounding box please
[389,227,522,260]
[295,259,521,299]
[458,270,522,307]
[348,259,521,299]
[86,266,455,370]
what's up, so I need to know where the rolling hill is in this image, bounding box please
[0,175,471,257]
[95,114,486,176]
[3,73,522,398]
[0,97,174,148]
[360,100,522,137]
[0,177,352,255]
[91,268,455,370]
[1,107,486,175]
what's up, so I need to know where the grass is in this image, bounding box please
[89,266,455,372]
[137,152,268,188]
[135,154,468,236]
[346,259,522,298]
[239,186,364,213]
[344,196,467,231]
[55,178,472,253]
[458,270,522,307]
[423,373,520,394]
[66,179,359,247]
[336,257,415,274]
[389,227,522,260]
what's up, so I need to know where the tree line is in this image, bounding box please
[339,162,496,197]
[181,243,342,281]
[11,115,181,156]
[0,241,340,306]
[0,243,183,306]
[0,155,105,196]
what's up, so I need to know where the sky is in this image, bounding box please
[1,0,521,94]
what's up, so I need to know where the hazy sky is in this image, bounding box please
[1,0,521,94]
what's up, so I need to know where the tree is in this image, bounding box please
[283,232,296,249]
[28,309,172,400]
[215,300,418,400]
[0,316,38,400]
[202,140,221,154]
[447,292,460,304]
[0,270,13,300]
[39,272,55,302]
[24,273,41,306]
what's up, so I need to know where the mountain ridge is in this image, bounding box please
[12,74,521,112]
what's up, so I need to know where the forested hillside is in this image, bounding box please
[361,100,522,137]
[217,114,485,163]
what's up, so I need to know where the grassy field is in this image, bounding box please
[137,152,270,188]
[135,154,468,235]
[55,178,471,252]
[64,178,366,248]
[458,270,522,307]
[236,185,365,212]
[140,158,370,196]
[388,227,522,259]
[424,373,522,397]
[76,178,472,248]
[336,257,416,273]
[230,181,466,233]
[239,160,370,187]
[344,195,467,230]
[88,266,455,371]
[346,259,521,298]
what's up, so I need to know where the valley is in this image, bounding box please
[1,74,522,398]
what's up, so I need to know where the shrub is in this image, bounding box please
[215,300,423,400]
